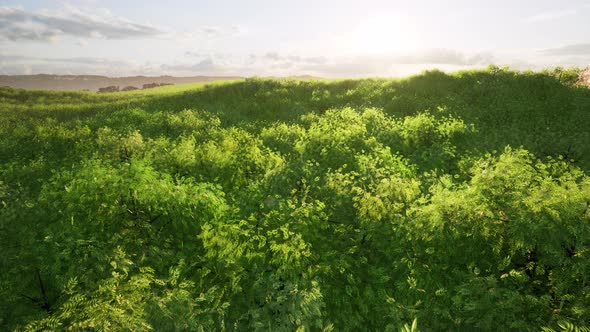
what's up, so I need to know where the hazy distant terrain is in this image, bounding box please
[0,74,243,91]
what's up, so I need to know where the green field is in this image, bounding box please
[1,67,590,331]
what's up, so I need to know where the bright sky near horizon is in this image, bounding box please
[1,0,590,77]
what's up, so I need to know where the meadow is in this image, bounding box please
[1,66,590,331]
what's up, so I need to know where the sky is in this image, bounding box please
[1,0,590,77]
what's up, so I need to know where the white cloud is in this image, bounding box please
[5,47,582,78]
[161,58,223,73]
[539,43,590,56]
[178,25,244,41]
[0,4,245,53]
[0,54,141,75]
[525,9,577,22]
[0,49,497,77]
[388,49,494,66]
[0,5,167,41]
[246,53,328,66]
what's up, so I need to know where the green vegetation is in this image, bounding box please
[1,67,590,331]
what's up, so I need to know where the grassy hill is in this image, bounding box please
[1,67,589,331]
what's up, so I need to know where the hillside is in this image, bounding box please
[1,67,590,331]
[0,74,243,91]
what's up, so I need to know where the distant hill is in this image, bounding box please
[0,74,243,91]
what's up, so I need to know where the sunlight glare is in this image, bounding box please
[347,15,421,54]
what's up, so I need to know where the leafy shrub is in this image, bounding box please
[1,69,590,331]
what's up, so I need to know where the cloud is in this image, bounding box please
[0,54,129,65]
[247,53,328,67]
[0,48,499,77]
[43,57,131,66]
[390,49,494,65]
[200,26,241,37]
[0,5,167,41]
[179,26,243,40]
[161,58,223,73]
[184,51,234,60]
[158,49,495,77]
[0,53,142,75]
[539,43,590,56]
[167,52,327,75]
[0,5,244,44]
[525,9,578,22]
[0,54,26,61]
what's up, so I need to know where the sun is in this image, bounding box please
[347,15,422,55]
